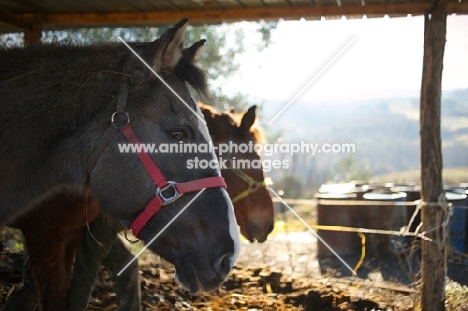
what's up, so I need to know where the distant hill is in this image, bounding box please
[258,88,468,187]
[373,167,468,185]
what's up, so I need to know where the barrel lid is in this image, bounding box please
[363,191,407,201]
[318,183,356,194]
[314,192,357,200]
[444,185,465,192]
[445,191,467,202]
[362,183,385,192]
[452,188,468,195]
[393,185,421,192]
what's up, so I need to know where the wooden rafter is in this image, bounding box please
[1,2,465,30]
[0,12,32,30]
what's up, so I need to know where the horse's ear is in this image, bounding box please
[199,103,213,122]
[182,39,206,64]
[239,105,257,133]
[152,18,188,72]
[176,40,208,99]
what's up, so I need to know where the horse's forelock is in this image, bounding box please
[174,58,208,100]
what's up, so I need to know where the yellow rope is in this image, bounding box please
[304,223,468,272]
[354,232,366,273]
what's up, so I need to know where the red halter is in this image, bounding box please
[88,82,227,237]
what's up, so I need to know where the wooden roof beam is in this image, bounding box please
[31,2,468,28]
[0,12,43,44]
[0,12,33,30]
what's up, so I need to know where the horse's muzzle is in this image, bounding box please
[175,250,236,293]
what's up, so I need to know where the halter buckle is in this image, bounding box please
[157,181,181,205]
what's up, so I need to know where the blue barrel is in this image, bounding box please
[446,192,468,253]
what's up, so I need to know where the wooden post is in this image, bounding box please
[23,15,43,46]
[419,0,448,310]
[24,21,42,46]
[0,13,42,46]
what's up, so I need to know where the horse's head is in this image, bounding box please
[200,104,275,243]
[88,19,239,293]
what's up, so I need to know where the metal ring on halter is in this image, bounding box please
[156,181,182,205]
[250,181,262,192]
[124,229,140,243]
[111,111,130,129]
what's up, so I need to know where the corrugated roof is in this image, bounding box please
[0,0,467,33]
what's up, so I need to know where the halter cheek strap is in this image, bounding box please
[88,82,227,238]
[218,130,268,204]
[119,125,226,237]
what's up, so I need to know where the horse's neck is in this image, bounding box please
[0,46,120,225]
[0,125,94,225]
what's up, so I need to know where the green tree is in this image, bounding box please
[36,22,275,111]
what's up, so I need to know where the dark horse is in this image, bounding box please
[0,18,240,303]
[1,104,275,311]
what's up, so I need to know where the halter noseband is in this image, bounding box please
[226,166,268,203]
[88,82,227,237]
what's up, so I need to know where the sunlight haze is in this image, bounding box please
[226,15,468,103]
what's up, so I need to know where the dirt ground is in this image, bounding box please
[1,232,467,311]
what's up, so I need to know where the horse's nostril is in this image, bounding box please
[218,252,234,274]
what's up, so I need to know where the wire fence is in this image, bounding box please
[236,194,468,292]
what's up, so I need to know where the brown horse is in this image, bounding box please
[1,18,240,308]
[200,103,275,243]
[9,191,103,311]
[2,104,274,310]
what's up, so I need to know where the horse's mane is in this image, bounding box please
[0,43,124,137]
[0,41,208,138]
[0,41,208,97]
[0,42,124,76]
[175,52,208,99]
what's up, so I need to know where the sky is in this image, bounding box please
[223,15,468,103]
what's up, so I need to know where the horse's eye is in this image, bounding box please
[168,130,187,141]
